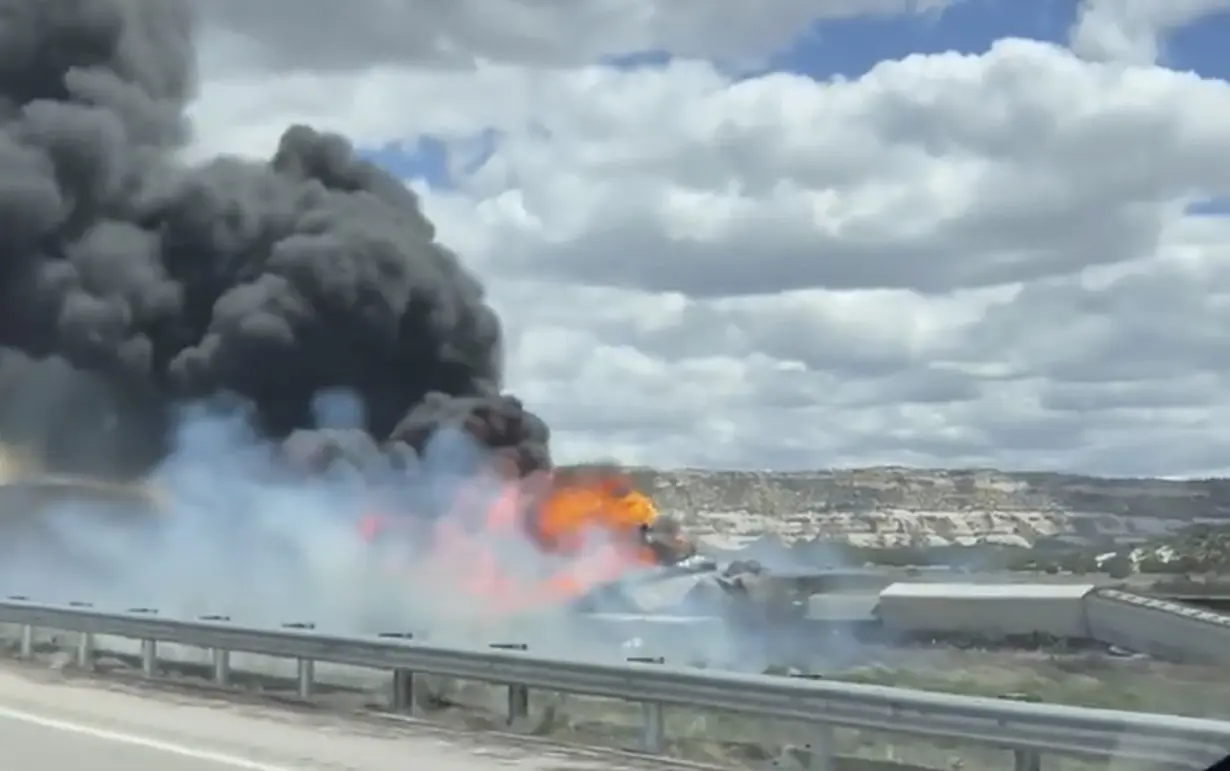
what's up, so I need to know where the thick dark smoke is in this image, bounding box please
[0,0,550,479]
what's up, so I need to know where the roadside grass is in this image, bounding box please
[832,650,1230,718]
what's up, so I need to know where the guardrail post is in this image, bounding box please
[789,672,836,771]
[69,602,94,670]
[999,693,1042,771]
[1013,751,1041,771]
[629,656,666,753]
[8,597,33,659]
[378,632,416,712]
[491,643,529,723]
[128,608,159,677]
[284,623,316,700]
[803,727,836,771]
[391,669,415,711]
[201,615,231,686]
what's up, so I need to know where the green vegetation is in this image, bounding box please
[832,653,1230,719]
[807,522,1230,577]
[830,542,1103,573]
[809,542,1065,571]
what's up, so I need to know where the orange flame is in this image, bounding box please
[360,467,665,616]
[533,471,657,554]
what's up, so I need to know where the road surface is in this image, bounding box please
[0,663,680,771]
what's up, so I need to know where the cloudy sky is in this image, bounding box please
[185,0,1230,477]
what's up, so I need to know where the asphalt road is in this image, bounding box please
[0,664,676,771]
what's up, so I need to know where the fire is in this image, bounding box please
[532,470,657,556]
[360,466,666,616]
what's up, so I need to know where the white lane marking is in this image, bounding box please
[0,703,305,770]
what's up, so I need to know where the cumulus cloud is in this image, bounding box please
[186,0,1230,477]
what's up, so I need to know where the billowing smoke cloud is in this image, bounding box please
[0,0,549,480]
[0,0,802,673]
[0,0,565,639]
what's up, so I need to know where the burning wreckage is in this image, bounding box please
[0,431,772,626]
[280,432,779,623]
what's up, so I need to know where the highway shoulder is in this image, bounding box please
[0,661,709,771]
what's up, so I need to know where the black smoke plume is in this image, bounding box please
[0,0,550,480]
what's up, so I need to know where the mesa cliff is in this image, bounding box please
[617,467,1230,550]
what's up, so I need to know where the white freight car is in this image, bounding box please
[1085,588,1230,664]
[876,582,1097,639]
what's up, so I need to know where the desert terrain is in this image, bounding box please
[4,465,1230,769]
[628,466,1230,548]
[607,467,1230,579]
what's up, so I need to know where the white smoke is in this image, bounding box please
[0,393,776,666]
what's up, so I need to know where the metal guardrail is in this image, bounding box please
[0,598,1228,770]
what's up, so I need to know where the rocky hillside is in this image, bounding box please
[616,467,1230,553]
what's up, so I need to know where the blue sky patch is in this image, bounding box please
[1187,197,1230,217]
[1164,10,1230,76]
[765,0,1071,80]
[363,137,448,184]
